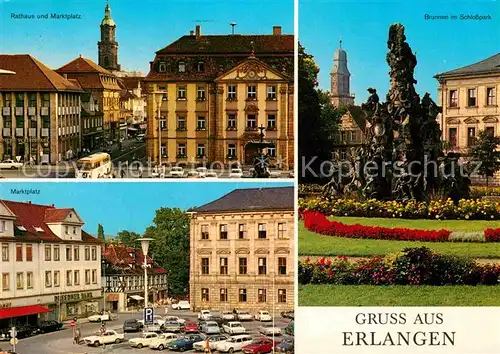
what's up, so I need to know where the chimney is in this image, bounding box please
[195,25,201,39]
[26,201,31,204]
[190,30,194,36]
[273,26,282,35]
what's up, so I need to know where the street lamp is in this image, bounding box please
[102,259,106,312]
[137,238,153,310]
[156,93,167,166]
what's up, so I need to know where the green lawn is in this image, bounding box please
[299,285,500,306]
[299,222,500,258]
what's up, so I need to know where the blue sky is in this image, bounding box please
[0,0,293,73]
[300,0,500,103]
[0,182,293,235]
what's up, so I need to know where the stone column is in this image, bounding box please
[279,85,288,168]
[215,85,225,162]
[287,85,294,168]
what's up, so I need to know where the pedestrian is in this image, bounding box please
[139,166,143,178]
[120,169,126,178]
[100,323,106,335]
[75,328,81,345]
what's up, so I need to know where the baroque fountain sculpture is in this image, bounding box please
[324,24,470,202]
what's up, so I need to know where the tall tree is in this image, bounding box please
[116,230,141,247]
[144,208,190,295]
[97,224,105,242]
[468,130,500,186]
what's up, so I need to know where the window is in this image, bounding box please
[161,144,167,157]
[85,270,91,285]
[485,127,495,136]
[45,245,51,261]
[258,257,267,275]
[220,257,228,275]
[65,226,69,234]
[54,246,60,261]
[201,225,209,240]
[177,143,186,157]
[85,246,90,261]
[66,270,72,286]
[26,272,33,289]
[448,128,457,147]
[158,62,166,72]
[2,273,9,291]
[197,87,206,100]
[278,257,287,275]
[238,224,246,239]
[178,61,186,73]
[73,227,76,235]
[16,244,22,261]
[467,127,476,146]
[267,85,277,100]
[467,88,477,107]
[220,288,228,302]
[197,143,205,157]
[45,271,52,287]
[74,270,80,285]
[160,116,167,130]
[0,221,5,233]
[74,246,79,261]
[26,244,32,261]
[54,271,60,287]
[278,289,287,303]
[449,90,458,108]
[258,223,267,239]
[220,224,228,239]
[246,114,256,128]
[16,272,23,290]
[197,61,205,72]
[239,258,247,275]
[91,246,97,260]
[267,146,276,157]
[201,258,210,275]
[177,115,186,130]
[487,87,496,106]
[227,144,236,158]
[201,288,209,302]
[227,85,237,100]
[258,289,267,302]
[197,116,206,130]
[177,86,186,99]
[239,288,247,302]
[92,269,97,284]
[267,114,276,129]
[247,85,257,99]
[2,244,8,262]
[277,223,287,239]
[227,114,237,129]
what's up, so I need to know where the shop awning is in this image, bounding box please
[107,294,119,301]
[0,305,51,320]
[129,295,144,301]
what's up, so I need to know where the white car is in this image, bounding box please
[229,168,243,178]
[87,312,111,322]
[196,167,208,177]
[0,160,23,170]
[259,323,282,336]
[221,311,236,320]
[137,315,165,326]
[164,315,186,325]
[236,311,253,321]
[169,166,184,178]
[193,334,228,351]
[83,330,124,347]
[215,334,253,353]
[198,310,212,321]
[129,332,159,348]
[148,332,178,350]
[186,170,200,178]
[205,171,218,178]
[172,300,190,310]
[254,310,272,322]
[222,321,246,335]
[269,170,282,178]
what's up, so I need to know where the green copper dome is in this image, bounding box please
[101,3,115,26]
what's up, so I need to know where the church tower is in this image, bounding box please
[98,1,120,71]
[330,40,354,107]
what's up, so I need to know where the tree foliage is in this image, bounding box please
[468,130,500,185]
[97,224,105,242]
[116,230,141,247]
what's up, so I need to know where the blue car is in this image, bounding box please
[166,333,205,351]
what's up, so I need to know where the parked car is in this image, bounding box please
[259,324,282,336]
[200,321,220,334]
[169,167,184,178]
[166,333,205,351]
[198,310,212,321]
[171,301,190,310]
[221,311,236,321]
[254,310,272,322]
[37,320,63,333]
[138,315,165,326]
[229,168,243,178]
[275,336,294,353]
[196,167,208,177]
[148,332,178,350]
[129,332,159,349]
[164,316,186,325]
[123,319,142,332]
[162,321,183,333]
[215,334,253,353]
[193,334,228,352]
[280,310,294,320]
[186,170,200,178]
[87,311,112,322]
[0,160,23,170]
[184,321,200,333]
[222,321,246,335]
[205,171,218,178]
[136,134,145,142]
[236,311,253,321]
[284,321,294,336]
[242,337,280,354]
[12,325,38,339]
[82,330,124,347]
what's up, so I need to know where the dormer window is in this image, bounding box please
[178,61,186,73]
[159,62,166,72]
[197,61,205,72]
[34,226,44,233]
[17,226,27,232]
[73,227,76,234]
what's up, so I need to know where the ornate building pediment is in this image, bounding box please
[235,248,250,255]
[215,57,288,82]
[446,117,461,125]
[275,247,290,254]
[198,248,212,255]
[255,248,270,255]
[483,116,499,123]
[244,103,259,113]
[216,249,231,255]
[464,117,479,124]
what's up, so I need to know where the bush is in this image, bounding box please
[485,228,500,242]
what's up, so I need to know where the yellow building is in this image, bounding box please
[189,187,294,313]
[145,25,294,168]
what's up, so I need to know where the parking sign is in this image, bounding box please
[144,307,154,325]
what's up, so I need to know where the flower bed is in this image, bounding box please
[298,247,500,286]
[299,196,500,220]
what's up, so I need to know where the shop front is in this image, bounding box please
[0,304,51,330]
[50,290,103,321]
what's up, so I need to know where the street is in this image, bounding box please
[9,309,292,354]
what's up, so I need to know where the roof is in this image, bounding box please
[57,56,113,75]
[102,243,167,274]
[156,34,294,55]
[347,106,368,131]
[120,76,143,90]
[192,187,294,213]
[434,53,500,79]
[0,200,100,244]
[0,55,83,92]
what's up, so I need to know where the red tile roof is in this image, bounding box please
[56,56,113,75]
[102,243,166,274]
[0,54,83,92]
[44,208,73,223]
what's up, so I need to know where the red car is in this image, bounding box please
[183,321,200,333]
[242,337,280,354]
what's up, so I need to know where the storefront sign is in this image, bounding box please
[0,303,12,309]
[54,292,93,303]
